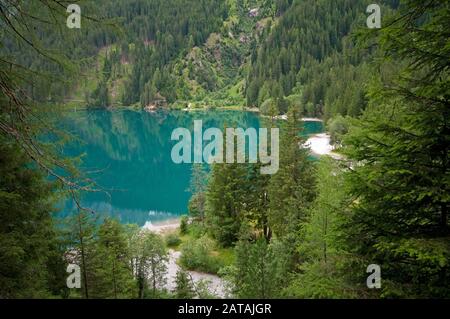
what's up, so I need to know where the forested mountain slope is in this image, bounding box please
[1,0,448,300]
[86,0,279,108]
[246,0,400,119]
[19,0,398,120]
[2,0,399,120]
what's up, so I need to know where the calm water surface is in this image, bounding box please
[58,109,323,226]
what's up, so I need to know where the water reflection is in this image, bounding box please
[58,109,323,226]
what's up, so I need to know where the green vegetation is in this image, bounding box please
[165,233,182,248]
[180,236,225,274]
[181,0,449,299]
[0,0,448,300]
[0,139,59,298]
[63,214,170,299]
[170,218,235,275]
[174,269,195,299]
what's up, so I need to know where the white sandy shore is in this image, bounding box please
[305,133,334,155]
[304,133,342,159]
[275,115,323,122]
[261,114,323,122]
[302,117,323,122]
[142,218,181,234]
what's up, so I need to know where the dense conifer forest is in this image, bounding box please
[0,0,448,299]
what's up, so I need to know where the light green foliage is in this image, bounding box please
[175,269,195,299]
[64,211,99,299]
[194,279,218,299]
[327,115,349,146]
[285,158,355,298]
[94,218,136,298]
[132,230,168,298]
[165,233,182,248]
[180,216,189,235]
[188,164,209,222]
[180,236,224,274]
[230,238,289,298]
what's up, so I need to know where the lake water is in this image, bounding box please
[58,109,323,226]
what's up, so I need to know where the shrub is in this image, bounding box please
[165,233,181,247]
[180,216,188,235]
[189,221,207,239]
[175,269,195,299]
[327,115,348,146]
[179,236,223,274]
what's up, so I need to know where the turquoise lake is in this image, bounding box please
[58,109,323,226]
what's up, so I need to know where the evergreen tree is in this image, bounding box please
[95,218,135,298]
[175,269,195,299]
[206,129,248,246]
[268,106,315,238]
[188,164,209,223]
[232,237,288,298]
[285,158,355,298]
[342,0,450,298]
[0,140,57,298]
[244,162,271,241]
[133,231,168,298]
[65,211,99,299]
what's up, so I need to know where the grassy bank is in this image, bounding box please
[163,221,235,275]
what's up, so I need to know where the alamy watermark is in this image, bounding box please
[367,4,381,29]
[171,120,279,175]
[66,264,81,289]
[66,4,81,29]
[366,264,381,289]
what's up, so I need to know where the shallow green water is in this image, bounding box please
[58,109,323,226]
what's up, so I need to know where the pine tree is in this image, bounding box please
[188,164,209,223]
[206,161,246,246]
[0,140,57,298]
[64,210,99,298]
[342,0,450,298]
[245,162,271,241]
[205,129,248,247]
[95,218,135,298]
[268,106,315,238]
[175,269,195,299]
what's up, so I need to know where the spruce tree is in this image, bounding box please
[0,140,57,298]
[268,106,315,238]
[342,0,450,298]
[175,269,195,299]
[206,130,248,247]
[95,218,135,298]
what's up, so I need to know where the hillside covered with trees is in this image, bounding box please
[0,0,448,300]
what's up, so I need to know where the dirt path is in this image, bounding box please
[165,249,227,298]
